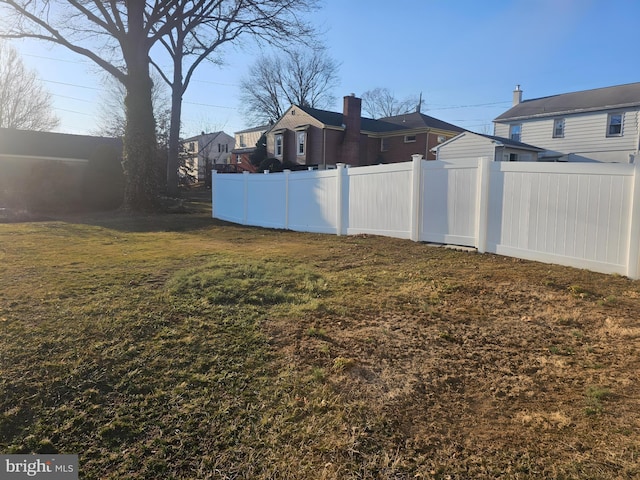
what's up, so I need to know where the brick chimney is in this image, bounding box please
[342,94,361,166]
[513,85,523,106]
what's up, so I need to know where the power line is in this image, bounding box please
[192,78,239,87]
[183,100,236,110]
[54,107,94,116]
[52,93,95,103]
[43,79,103,91]
[22,52,90,65]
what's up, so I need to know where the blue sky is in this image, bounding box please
[10,0,640,137]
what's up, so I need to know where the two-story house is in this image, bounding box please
[493,83,640,163]
[264,94,463,169]
[181,131,234,183]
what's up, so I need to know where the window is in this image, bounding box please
[607,113,623,136]
[297,131,305,155]
[553,118,565,138]
[188,142,195,152]
[509,153,518,162]
[404,135,416,143]
[275,134,283,157]
[239,135,246,147]
[380,138,389,151]
[509,124,521,142]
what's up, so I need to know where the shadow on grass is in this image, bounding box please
[1,186,228,234]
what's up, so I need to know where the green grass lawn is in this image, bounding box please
[1,200,639,479]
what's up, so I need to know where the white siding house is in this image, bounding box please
[494,83,640,163]
[433,131,543,163]
[181,131,234,182]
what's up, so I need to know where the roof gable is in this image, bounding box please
[495,82,640,121]
[435,131,544,153]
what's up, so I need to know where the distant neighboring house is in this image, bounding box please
[181,131,234,182]
[433,131,544,163]
[0,128,122,210]
[494,83,640,163]
[0,128,122,165]
[265,94,463,168]
[231,125,270,172]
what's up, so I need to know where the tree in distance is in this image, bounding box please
[240,48,340,125]
[361,87,425,119]
[0,40,59,131]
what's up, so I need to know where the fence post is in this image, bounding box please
[626,163,640,279]
[336,163,346,235]
[242,170,250,225]
[284,169,290,230]
[211,170,217,219]
[476,157,491,253]
[410,154,423,241]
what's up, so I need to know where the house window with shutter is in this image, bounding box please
[607,113,623,136]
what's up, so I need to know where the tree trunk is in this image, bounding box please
[122,73,159,211]
[166,33,185,198]
[121,0,160,212]
[166,86,182,197]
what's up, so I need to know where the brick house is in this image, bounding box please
[265,94,463,168]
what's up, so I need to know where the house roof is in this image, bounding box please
[474,132,544,151]
[434,131,544,153]
[0,128,122,162]
[234,125,270,135]
[495,82,640,121]
[296,105,398,132]
[380,112,465,133]
[183,131,228,143]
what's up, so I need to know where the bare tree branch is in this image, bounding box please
[0,40,59,130]
[240,48,339,125]
[361,87,424,119]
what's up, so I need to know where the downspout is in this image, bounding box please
[426,131,430,159]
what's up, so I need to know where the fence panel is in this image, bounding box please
[488,162,635,275]
[212,173,245,224]
[421,160,479,246]
[346,163,414,238]
[245,173,287,229]
[288,169,340,234]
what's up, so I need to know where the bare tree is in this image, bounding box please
[0,0,180,211]
[151,0,318,195]
[0,40,59,130]
[361,87,424,119]
[240,48,339,125]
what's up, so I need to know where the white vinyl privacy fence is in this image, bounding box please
[212,157,640,279]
